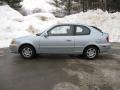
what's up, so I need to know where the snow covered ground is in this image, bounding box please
[0,5,120,48]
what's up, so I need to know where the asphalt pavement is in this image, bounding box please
[0,43,120,90]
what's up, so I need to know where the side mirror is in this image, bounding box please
[44,32,48,38]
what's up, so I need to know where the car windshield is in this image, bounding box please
[36,25,58,36]
[91,26,103,33]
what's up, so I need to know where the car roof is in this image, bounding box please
[54,23,90,27]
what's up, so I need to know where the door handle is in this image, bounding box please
[66,40,72,42]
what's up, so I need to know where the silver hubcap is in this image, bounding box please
[22,47,32,58]
[86,48,97,59]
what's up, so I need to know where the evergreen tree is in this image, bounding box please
[50,0,120,16]
[0,0,23,10]
[49,0,62,8]
[112,0,120,11]
[49,0,74,15]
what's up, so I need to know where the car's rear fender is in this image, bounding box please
[83,44,100,54]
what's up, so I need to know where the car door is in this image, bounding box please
[39,25,75,54]
[74,25,91,54]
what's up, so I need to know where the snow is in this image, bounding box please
[21,0,54,14]
[0,5,31,48]
[0,5,120,48]
[23,13,57,33]
[0,5,23,19]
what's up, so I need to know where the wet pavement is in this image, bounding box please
[0,43,120,90]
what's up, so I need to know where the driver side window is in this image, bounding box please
[48,25,72,36]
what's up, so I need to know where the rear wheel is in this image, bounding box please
[83,46,98,60]
[20,45,36,59]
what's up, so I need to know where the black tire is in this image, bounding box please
[83,46,98,60]
[19,45,36,59]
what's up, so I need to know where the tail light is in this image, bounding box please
[106,36,109,42]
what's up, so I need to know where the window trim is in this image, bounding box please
[47,25,74,36]
[74,25,91,36]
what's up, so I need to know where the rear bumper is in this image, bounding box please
[99,43,111,53]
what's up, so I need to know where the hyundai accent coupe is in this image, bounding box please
[10,24,111,59]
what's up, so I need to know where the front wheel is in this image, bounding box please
[20,45,36,59]
[83,46,98,60]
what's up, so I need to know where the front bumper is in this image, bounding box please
[9,44,19,53]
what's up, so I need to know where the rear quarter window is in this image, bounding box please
[75,25,90,35]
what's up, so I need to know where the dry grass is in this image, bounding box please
[36,16,48,21]
[26,25,37,34]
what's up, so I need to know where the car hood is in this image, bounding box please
[16,35,37,42]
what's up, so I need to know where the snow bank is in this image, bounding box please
[0,5,31,48]
[0,5,23,19]
[0,5,120,48]
[21,0,54,14]
[23,13,57,33]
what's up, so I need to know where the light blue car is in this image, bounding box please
[10,24,111,59]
